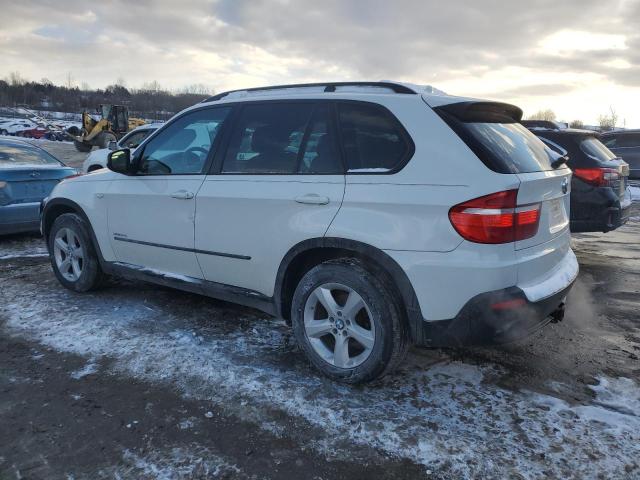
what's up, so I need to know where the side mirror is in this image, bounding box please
[107,148,133,175]
[108,140,118,151]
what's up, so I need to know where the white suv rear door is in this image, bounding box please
[106,107,231,278]
[195,102,345,297]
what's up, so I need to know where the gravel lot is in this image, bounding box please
[1,141,639,479]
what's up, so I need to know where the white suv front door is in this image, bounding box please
[106,107,231,278]
[195,102,345,296]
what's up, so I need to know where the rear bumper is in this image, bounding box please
[416,248,578,347]
[418,282,574,347]
[570,186,631,233]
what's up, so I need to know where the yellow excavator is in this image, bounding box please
[73,105,146,152]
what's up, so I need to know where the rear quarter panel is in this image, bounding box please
[326,96,520,252]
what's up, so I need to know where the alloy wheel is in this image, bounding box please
[53,227,85,282]
[303,283,376,369]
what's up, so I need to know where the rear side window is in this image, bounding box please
[337,103,411,172]
[580,137,617,162]
[436,102,561,174]
[222,103,313,174]
[618,134,640,148]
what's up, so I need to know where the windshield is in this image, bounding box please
[463,122,558,173]
[0,144,61,167]
[580,137,617,162]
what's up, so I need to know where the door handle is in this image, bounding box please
[170,190,194,200]
[295,194,330,205]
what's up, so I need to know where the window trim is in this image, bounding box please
[211,99,345,176]
[335,99,415,175]
[206,99,414,176]
[132,105,233,176]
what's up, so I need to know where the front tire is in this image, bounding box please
[49,213,104,292]
[291,259,409,384]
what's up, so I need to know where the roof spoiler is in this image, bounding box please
[435,101,523,123]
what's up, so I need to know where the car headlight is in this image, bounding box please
[0,181,6,189]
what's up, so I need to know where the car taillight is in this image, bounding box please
[449,189,541,244]
[573,167,619,187]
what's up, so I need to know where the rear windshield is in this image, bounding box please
[436,103,561,174]
[462,123,556,173]
[580,137,617,162]
[0,144,61,167]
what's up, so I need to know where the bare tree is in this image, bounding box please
[569,119,584,129]
[598,106,619,131]
[181,83,213,95]
[7,71,25,87]
[65,72,75,89]
[526,109,557,121]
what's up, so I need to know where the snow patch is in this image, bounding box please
[70,361,98,379]
[630,186,640,202]
[116,447,242,480]
[3,282,639,478]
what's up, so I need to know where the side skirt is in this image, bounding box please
[102,261,277,316]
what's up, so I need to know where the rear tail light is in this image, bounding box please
[449,189,541,244]
[573,167,619,187]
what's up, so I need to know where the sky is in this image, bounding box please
[1,0,639,126]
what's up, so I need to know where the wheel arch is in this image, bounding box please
[274,237,423,342]
[42,198,105,264]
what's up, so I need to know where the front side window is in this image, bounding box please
[337,103,410,172]
[222,103,314,174]
[138,108,230,175]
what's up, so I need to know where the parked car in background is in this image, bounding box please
[82,123,163,173]
[0,138,76,235]
[0,120,37,136]
[521,120,567,130]
[42,81,577,383]
[16,126,49,139]
[526,127,631,233]
[601,129,640,179]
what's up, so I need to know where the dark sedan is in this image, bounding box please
[0,138,77,235]
[526,127,631,233]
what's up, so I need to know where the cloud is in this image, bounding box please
[0,0,639,125]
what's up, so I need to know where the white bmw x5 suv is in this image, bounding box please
[41,81,578,383]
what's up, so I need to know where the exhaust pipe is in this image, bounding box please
[550,302,565,323]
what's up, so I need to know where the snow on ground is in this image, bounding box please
[114,447,243,480]
[630,186,640,202]
[2,281,639,479]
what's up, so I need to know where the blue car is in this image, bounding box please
[0,138,76,235]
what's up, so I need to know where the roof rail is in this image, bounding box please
[202,81,418,102]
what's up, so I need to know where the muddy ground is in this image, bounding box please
[0,141,639,479]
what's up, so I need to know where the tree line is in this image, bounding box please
[0,72,213,121]
[525,107,622,131]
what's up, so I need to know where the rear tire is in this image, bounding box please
[87,164,103,172]
[0,129,8,135]
[291,258,409,384]
[49,213,104,292]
